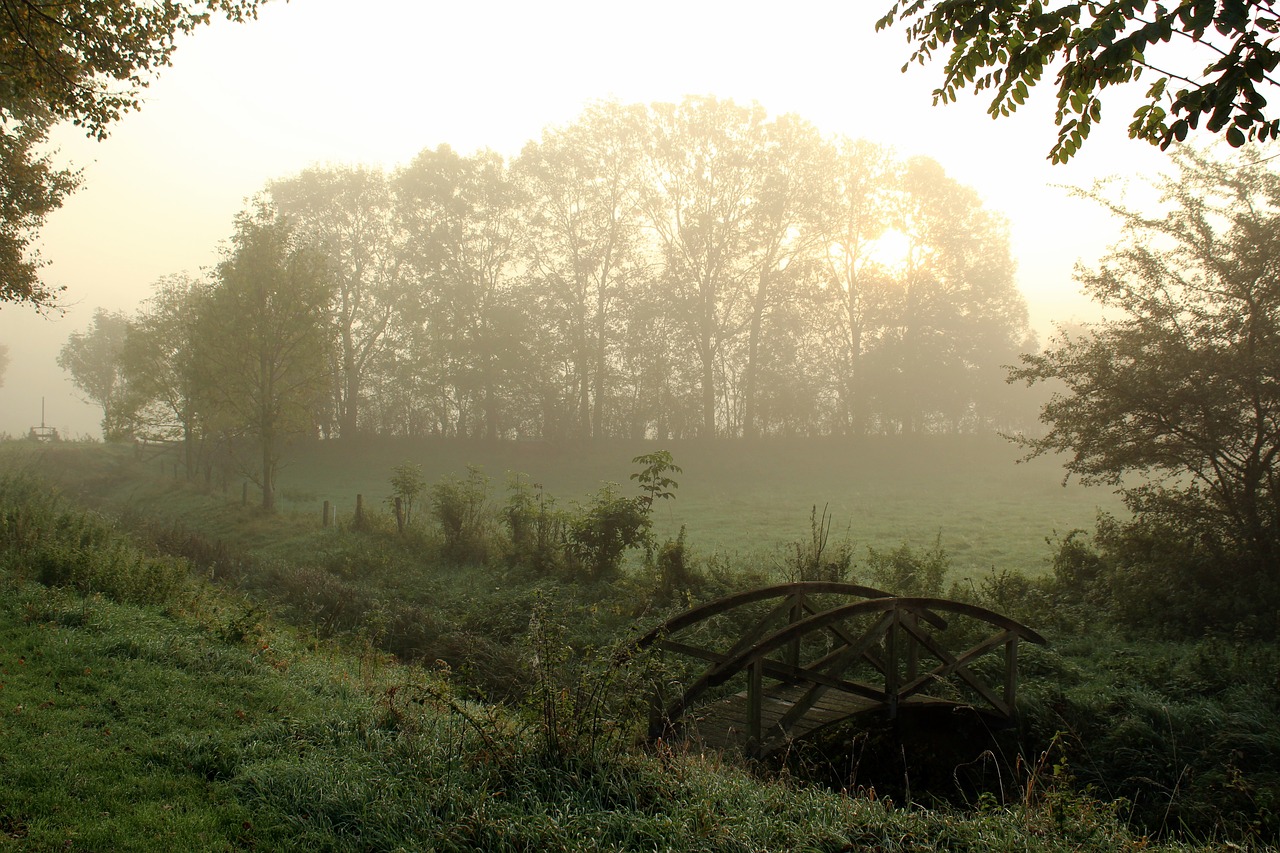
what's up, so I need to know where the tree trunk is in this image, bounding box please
[593,285,608,439]
[261,429,275,511]
[701,347,716,437]
[743,269,769,439]
[341,342,359,440]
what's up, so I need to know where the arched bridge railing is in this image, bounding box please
[632,582,1048,758]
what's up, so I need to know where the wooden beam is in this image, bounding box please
[897,624,1013,716]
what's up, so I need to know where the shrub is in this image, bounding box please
[430,465,492,565]
[0,475,190,609]
[1047,514,1279,639]
[564,483,650,582]
[388,461,427,529]
[651,526,700,603]
[863,536,948,596]
[502,474,566,577]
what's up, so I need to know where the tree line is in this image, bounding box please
[58,97,1038,506]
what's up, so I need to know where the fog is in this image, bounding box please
[0,0,1180,439]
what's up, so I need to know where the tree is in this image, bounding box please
[121,273,210,476]
[269,165,408,440]
[1011,149,1280,590]
[638,96,781,437]
[395,145,526,439]
[0,105,77,308]
[877,0,1280,162]
[867,156,1029,433]
[815,138,900,435]
[0,0,265,310]
[57,308,137,440]
[514,101,648,439]
[734,112,831,439]
[810,147,1031,435]
[195,201,330,511]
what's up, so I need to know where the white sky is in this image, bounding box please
[0,0,1185,438]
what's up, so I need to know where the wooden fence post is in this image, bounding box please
[394,496,405,534]
[354,494,365,530]
[323,500,332,528]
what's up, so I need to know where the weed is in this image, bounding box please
[784,504,854,582]
[502,474,566,576]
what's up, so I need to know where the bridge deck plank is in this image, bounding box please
[681,684,963,756]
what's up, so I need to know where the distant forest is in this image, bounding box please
[68,97,1040,451]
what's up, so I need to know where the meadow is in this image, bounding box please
[268,434,1120,580]
[2,438,1275,850]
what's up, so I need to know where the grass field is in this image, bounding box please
[0,471,1237,850]
[3,442,1277,848]
[266,435,1120,580]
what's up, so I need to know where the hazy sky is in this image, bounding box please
[0,0,1186,438]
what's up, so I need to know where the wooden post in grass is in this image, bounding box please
[354,494,365,531]
[323,500,332,528]
[394,497,405,534]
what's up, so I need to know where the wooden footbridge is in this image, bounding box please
[632,582,1047,758]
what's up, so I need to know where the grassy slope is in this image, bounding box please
[0,546,1187,852]
[267,435,1119,579]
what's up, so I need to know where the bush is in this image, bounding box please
[502,475,566,577]
[651,526,701,603]
[388,461,427,530]
[430,466,492,565]
[0,474,191,609]
[862,535,948,596]
[1047,514,1280,639]
[564,483,650,582]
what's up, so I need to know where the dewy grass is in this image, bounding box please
[0,459,1221,852]
[0,574,1170,853]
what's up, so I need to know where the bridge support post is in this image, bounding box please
[747,659,763,757]
[787,594,804,669]
[885,605,899,718]
[1004,635,1019,715]
[904,612,919,683]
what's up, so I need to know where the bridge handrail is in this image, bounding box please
[699,597,1045,686]
[633,581,894,649]
[652,596,1047,735]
